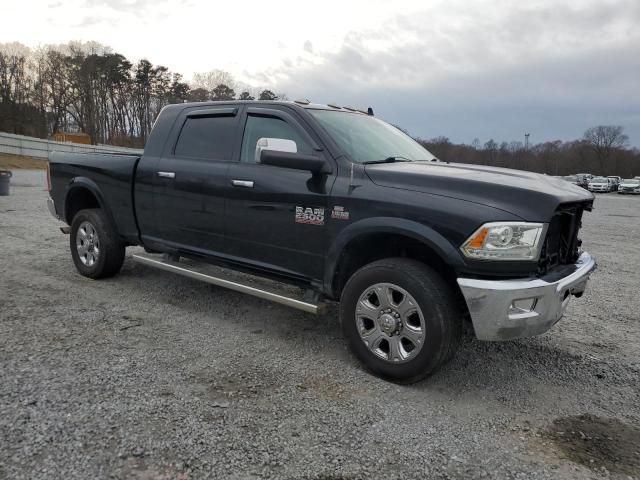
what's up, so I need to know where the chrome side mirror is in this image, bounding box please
[255,138,297,164]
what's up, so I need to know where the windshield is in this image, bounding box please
[622,179,640,185]
[591,177,608,182]
[309,109,437,163]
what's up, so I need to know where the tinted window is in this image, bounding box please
[240,115,312,163]
[174,114,236,160]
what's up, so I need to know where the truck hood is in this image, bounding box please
[365,161,594,221]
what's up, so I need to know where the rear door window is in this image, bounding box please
[174,114,236,160]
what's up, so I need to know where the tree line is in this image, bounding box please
[417,125,638,178]
[0,42,282,147]
[1,41,637,176]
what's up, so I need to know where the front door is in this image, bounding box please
[225,107,335,281]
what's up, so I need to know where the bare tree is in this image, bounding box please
[191,70,236,93]
[427,136,452,159]
[0,42,44,136]
[583,125,629,171]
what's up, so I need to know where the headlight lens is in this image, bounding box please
[461,222,547,261]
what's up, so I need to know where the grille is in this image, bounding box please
[538,203,586,275]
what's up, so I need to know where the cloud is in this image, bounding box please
[80,0,157,11]
[259,0,640,144]
[4,0,638,145]
[74,15,112,28]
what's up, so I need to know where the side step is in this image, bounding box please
[132,253,326,315]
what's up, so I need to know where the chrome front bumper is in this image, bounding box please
[457,252,597,341]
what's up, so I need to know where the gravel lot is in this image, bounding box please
[1,170,639,480]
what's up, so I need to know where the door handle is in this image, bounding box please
[232,179,254,188]
[157,171,176,179]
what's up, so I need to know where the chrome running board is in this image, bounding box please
[132,253,326,314]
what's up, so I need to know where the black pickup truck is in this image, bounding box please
[47,101,596,382]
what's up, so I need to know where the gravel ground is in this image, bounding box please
[1,170,639,480]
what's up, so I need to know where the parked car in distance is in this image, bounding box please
[563,175,581,187]
[607,176,621,188]
[575,173,592,189]
[618,178,640,194]
[588,176,614,193]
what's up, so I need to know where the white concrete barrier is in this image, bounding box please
[0,132,143,159]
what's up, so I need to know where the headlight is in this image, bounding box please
[461,222,547,261]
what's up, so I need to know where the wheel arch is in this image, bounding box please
[324,217,466,300]
[64,177,115,227]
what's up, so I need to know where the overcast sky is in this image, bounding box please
[2,0,639,145]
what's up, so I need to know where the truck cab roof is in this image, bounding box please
[162,100,371,115]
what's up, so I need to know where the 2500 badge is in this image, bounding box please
[295,206,325,225]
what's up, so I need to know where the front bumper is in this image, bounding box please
[457,252,596,341]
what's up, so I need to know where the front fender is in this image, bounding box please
[323,216,465,295]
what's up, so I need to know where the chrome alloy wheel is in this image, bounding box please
[355,283,426,363]
[76,221,100,267]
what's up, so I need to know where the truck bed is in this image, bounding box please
[49,151,142,244]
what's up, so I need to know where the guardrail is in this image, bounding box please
[0,132,143,159]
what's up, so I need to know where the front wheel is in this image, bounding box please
[70,208,125,279]
[340,258,462,383]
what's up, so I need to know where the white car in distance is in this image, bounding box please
[587,177,614,193]
[618,178,640,194]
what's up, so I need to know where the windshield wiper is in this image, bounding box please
[362,156,413,165]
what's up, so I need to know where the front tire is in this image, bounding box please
[340,258,462,383]
[70,208,125,279]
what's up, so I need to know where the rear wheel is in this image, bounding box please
[340,258,462,383]
[70,208,125,279]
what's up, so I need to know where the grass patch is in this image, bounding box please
[0,153,47,170]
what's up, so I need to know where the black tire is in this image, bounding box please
[70,208,125,279]
[340,258,462,384]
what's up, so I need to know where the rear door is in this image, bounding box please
[151,105,241,253]
[225,107,336,281]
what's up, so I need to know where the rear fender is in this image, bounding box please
[64,177,116,228]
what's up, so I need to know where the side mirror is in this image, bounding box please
[254,137,297,164]
[256,137,332,174]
